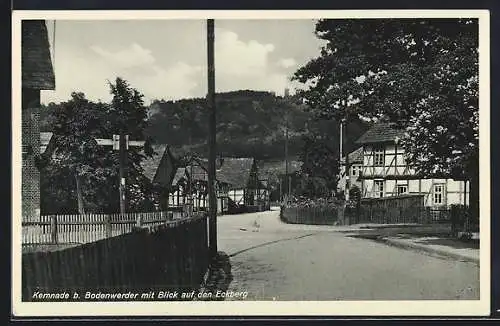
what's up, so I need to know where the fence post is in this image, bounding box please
[105,215,112,238]
[136,213,143,228]
[450,205,458,237]
[50,215,58,244]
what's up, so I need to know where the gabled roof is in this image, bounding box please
[140,144,169,181]
[187,164,209,182]
[341,146,364,164]
[22,20,55,90]
[172,168,187,185]
[355,122,405,144]
[216,157,254,190]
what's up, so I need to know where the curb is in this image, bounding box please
[379,237,480,265]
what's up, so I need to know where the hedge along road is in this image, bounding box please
[217,207,479,301]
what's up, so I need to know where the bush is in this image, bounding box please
[287,196,341,209]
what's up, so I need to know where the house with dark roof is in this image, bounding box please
[22,20,55,221]
[168,156,270,214]
[168,156,230,214]
[355,123,469,208]
[168,161,214,213]
[139,144,177,210]
[338,146,364,194]
[216,157,269,212]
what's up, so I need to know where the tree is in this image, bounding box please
[349,185,362,206]
[293,19,479,216]
[297,127,339,198]
[40,78,155,214]
[42,92,113,214]
[108,77,155,211]
[294,174,329,199]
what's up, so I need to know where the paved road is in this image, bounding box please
[217,208,479,301]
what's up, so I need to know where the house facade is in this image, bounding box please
[356,123,469,208]
[338,146,363,196]
[216,157,269,210]
[168,161,210,213]
[140,144,177,211]
[168,156,270,214]
[22,20,56,221]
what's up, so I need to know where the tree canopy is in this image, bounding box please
[297,128,339,196]
[293,19,479,182]
[41,77,156,214]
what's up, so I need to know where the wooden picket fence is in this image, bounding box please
[352,195,452,225]
[281,205,340,225]
[22,213,210,300]
[22,210,183,246]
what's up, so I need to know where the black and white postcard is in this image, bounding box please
[11,9,491,317]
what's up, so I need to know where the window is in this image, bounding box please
[397,185,408,195]
[433,184,444,205]
[374,146,384,166]
[351,166,359,176]
[374,180,384,198]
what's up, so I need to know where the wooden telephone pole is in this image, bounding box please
[97,134,145,214]
[341,120,350,202]
[207,19,217,258]
[284,88,291,204]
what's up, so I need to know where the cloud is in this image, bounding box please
[90,43,156,69]
[42,43,202,104]
[212,28,296,96]
[41,28,306,104]
[278,58,297,68]
[215,28,275,76]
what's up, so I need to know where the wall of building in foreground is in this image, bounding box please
[22,89,41,222]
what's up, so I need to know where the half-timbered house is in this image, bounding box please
[216,157,269,210]
[139,144,177,210]
[355,123,469,208]
[168,159,211,212]
[168,156,270,214]
[338,146,364,195]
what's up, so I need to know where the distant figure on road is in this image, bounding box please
[252,219,260,232]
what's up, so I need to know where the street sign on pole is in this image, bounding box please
[96,134,145,214]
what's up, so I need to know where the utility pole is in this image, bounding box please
[344,120,350,203]
[284,88,290,204]
[207,19,217,259]
[284,115,289,203]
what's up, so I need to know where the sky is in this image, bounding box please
[40,19,326,105]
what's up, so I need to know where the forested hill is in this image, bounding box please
[145,90,369,160]
[39,90,369,161]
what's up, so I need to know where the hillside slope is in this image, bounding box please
[145,90,368,161]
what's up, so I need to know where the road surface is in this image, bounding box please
[217,208,479,300]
